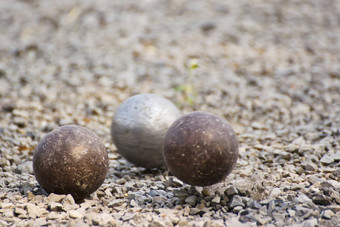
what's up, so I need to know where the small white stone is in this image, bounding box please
[69,210,83,219]
[25,203,41,218]
[269,188,281,198]
[322,209,334,219]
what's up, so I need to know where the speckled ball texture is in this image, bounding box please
[33,125,109,200]
[163,111,239,186]
[111,93,181,169]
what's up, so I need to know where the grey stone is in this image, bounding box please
[189,208,201,215]
[211,195,221,204]
[273,213,285,222]
[290,183,302,190]
[225,185,238,197]
[334,169,340,178]
[153,196,168,204]
[305,162,317,172]
[108,199,125,208]
[302,218,318,227]
[330,189,340,204]
[130,199,138,207]
[229,195,245,208]
[174,189,188,198]
[308,175,324,184]
[17,161,33,174]
[287,209,296,217]
[185,195,197,206]
[137,195,149,204]
[249,200,262,209]
[267,200,276,214]
[320,155,334,165]
[331,152,340,161]
[322,209,334,219]
[295,205,308,217]
[256,216,272,225]
[312,194,331,206]
[121,212,135,221]
[296,193,313,204]
[269,188,281,198]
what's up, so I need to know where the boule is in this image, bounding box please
[163,111,238,186]
[111,93,181,168]
[33,125,109,200]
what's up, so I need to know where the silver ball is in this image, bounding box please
[111,94,181,168]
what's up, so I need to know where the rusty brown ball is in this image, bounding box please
[163,111,239,186]
[33,125,109,200]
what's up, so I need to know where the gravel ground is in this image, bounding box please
[1,0,340,226]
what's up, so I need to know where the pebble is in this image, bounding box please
[233,205,243,213]
[305,163,317,172]
[249,200,262,209]
[25,203,41,218]
[225,185,238,197]
[312,195,332,206]
[46,194,66,204]
[321,209,334,219]
[49,202,63,211]
[14,207,27,215]
[212,195,221,204]
[269,188,281,198]
[63,194,76,206]
[287,209,296,217]
[108,199,125,208]
[121,213,135,221]
[69,210,82,219]
[296,193,313,204]
[329,190,340,204]
[267,200,276,214]
[320,155,334,165]
[185,195,197,206]
[229,195,245,208]
[273,213,285,222]
[16,161,33,174]
[130,200,138,207]
[153,196,168,205]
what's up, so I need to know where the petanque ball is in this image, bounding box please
[33,125,109,200]
[163,111,239,186]
[111,93,181,168]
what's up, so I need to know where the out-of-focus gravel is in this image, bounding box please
[0,0,339,226]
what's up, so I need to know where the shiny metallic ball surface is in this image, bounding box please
[163,111,239,186]
[33,125,109,200]
[111,94,181,168]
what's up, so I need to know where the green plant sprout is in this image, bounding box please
[175,59,199,106]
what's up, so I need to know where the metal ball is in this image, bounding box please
[111,93,181,168]
[33,125,109,200]
[163,111,239,186]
